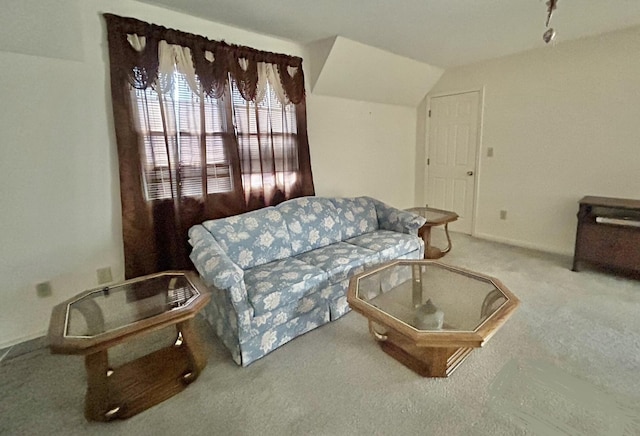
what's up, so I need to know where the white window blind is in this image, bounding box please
[131,72,300,201]
[230,80,299,190]
[131,73,233,201]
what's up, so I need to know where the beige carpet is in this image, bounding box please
[1,233,639,435]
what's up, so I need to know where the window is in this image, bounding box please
[106,13,315,278]
[131,73,300,201]
[230,81,299,191]
[131,73,233,201]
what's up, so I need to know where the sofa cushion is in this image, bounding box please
[244,257,327,314]
[345,230,423,262]
[371,197,426,234]
[203,207,292,269]
[295,242,379,284]
[188,225,245,290]
[277,197,342,254]
[330,197,378,239]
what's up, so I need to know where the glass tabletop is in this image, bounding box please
[353,262,507,332]
[65,273,200,338]
[406,207,458,224]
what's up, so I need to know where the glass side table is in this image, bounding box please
[48,271,210,421]
[406,207,459,259]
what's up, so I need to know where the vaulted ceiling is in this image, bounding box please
[136,0,640,68]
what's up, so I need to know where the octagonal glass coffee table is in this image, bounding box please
[347,260,519,377]
[48,271,210,421]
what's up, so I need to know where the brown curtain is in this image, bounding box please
[104,14,315,278]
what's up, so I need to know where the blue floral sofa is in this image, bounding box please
[188,196,426,366]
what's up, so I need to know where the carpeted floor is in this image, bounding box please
[1,233,639,435]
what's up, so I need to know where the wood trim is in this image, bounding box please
[48,271,210,355]
[578,196,640,210]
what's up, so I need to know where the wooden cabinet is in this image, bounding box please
[572,196,640,277]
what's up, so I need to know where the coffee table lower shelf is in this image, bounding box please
[85,329,205,421]
[380,337,474,378]
[348,260,519,379]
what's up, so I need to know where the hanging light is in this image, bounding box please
[543,0,558,43]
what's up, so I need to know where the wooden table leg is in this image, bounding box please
[419,226,432,259]
[441,223,453,255]
[178,319,207,384]
[421,223,455,259]
[84,350,119,421]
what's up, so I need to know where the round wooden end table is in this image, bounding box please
[406,207,459,259]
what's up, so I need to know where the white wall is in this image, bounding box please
[425,26,640,255]
[0,0,418,347]
[310,36,443,107]
[307,95,417,207]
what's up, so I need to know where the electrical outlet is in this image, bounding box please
[97,267,113,285]
[36,282,52,298]
[487,147,494,157]
[500,210,507,220]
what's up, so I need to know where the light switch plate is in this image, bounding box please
[36,282,52,298]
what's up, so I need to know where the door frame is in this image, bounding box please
[425,87,485,236]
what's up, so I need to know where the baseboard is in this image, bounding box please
[0,331,47,350]
[472,232,573,257]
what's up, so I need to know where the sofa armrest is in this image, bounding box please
[188,225,247,302]
[370,198,427,234]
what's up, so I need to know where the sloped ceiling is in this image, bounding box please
[135,0,640,68]
[307,37,443,107]
[131,0,640,107]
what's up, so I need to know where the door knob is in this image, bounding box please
[467,171,474,176]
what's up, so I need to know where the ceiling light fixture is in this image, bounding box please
[543,0,558,43]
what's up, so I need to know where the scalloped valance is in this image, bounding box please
[103,13,305,104]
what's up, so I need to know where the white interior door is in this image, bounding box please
[426,91,480,234]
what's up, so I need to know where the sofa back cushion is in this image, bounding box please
[330,197,379,239]
[203,207,292,269]
[277,197,342,254]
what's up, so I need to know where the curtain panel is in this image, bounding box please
[104,14,315,279]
